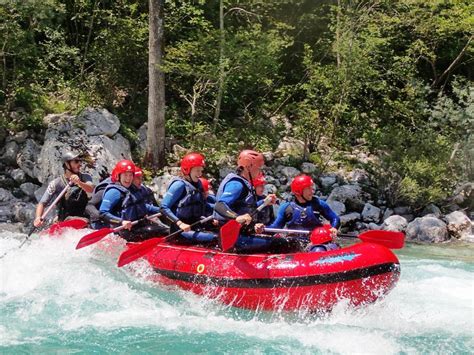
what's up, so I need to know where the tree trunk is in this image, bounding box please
[146,0,166,168]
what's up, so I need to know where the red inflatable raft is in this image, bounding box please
[142,240,400,311]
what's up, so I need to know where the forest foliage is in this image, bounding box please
[0,0,473,209]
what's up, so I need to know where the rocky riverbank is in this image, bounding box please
[1,107,472,242]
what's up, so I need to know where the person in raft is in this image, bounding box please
[267,174,340,252]
[199,177,216,215]
[133,167,158,206]
[99,159,169,242]
[213,150,280,252]
[34,151,94,227]
[252,173,276,226]
[85,170,113,230]
[160,153,217,244]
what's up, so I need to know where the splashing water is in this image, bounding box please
[0,229,473,354]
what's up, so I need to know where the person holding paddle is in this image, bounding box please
[133,168,158,206]
[252,174,276,226]
[214,150,278,252]
[99,159,169,242]
[34,151,94,227]
[160,153,217,244]
[268,174,340,252]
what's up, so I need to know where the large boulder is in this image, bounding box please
[319,175,337,190]
[37,109,132,184]
[361,203,381,223]
[76,108,120,137]
[10,168,26,184]
[328,184,367,212]
[406,216,449,243]
[0,188,14,203]
[382,215,408,232]
[444,211,472,240]
[339,212,361,227]
[16,139,41,179]
[280,166,300,180]
[1,141,20,165]
[421,204,442,218]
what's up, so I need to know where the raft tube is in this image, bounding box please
[143,241,400,311]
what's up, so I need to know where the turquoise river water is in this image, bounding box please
[1,228,473,354]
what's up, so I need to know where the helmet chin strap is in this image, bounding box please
[64,162,74,174]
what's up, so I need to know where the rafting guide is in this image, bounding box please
[34,151,94,228]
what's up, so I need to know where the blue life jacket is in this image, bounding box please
[91,177,112,206]
[103,183,148,221]
[167,177,205,223]
[214,173,256,222]
[286,202,322,230]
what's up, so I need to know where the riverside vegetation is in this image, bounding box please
[0,1,472,219]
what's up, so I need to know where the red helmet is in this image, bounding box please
[252,174,266,187]
[134,167,143,177]
[199,178,210,193]
[181,153,205,175]
[291,174,314,196]
[111,159,136,182]
[310,225,333,245]
[237,150,264,169]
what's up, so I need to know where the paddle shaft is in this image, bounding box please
[110,212,163,233]
[168,215,214,239]
[117,215,215,267]
[265,227,357,239]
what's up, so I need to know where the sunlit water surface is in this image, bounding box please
[1,228,473,354]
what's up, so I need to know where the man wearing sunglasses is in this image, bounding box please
[34,151,95,227]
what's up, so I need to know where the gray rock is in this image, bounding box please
[382,208,394,221]
[274,137,305,158]
[0,175,15,188]
[347,169,370,185]
[219,167,234,179]
[12,130,29,143]
[421,204,442,218]
[1,141,20,165]
[12,202,36,224]
[172,144,187,158]
[76,107,120,137]
[150,174,175,199]
[327,200,346,216]
[0,188,14,202]
[339,212,361,226]
[394,206,411,215]
[328,184,364,204]
[301,162,317,174]
[16,139,41,179]
[10,168,26,184]
[361,203,381,223]
[444,211,472,240]
[406,216,449,243]
[262,151,274,163]
[368,223,382,230]
[319,175,337,190]
[137,122,148,154]
[280,166,300,180]
[0,204,14,223]
[382,215,408,232]
[401,214,414,223]
[20,182,39,199]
